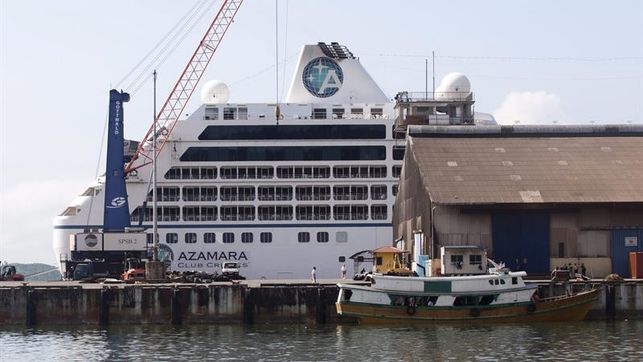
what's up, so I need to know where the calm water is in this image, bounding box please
[1,321,641,361]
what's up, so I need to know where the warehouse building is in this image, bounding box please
[394,125,643,277]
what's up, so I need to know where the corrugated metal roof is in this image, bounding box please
[407,126,643,205]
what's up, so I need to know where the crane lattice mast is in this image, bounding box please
[125,0,244,173]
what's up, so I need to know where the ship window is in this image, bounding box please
[338,256,346,263]
[512,277,518,285]
[479,295,496,305]
[147,187,180,202]
[260,232,272,243]
[204,233,216,244]
[371,205,387,220]
[221,186,255,201]
[258,205,293,221]
[393,146,406,161]
[392,165,402,178]
[317,232,329,243]
[336,232,348,243]
[369,166,387,178]
[370,108,383,118]
[198,124,386,140]
[200,167,217,179]
[371,185,387,200]
[146,233,154,244]
[223,107,237,120]
[200,206,217,221]
[333,166,350,178]
[61,206,79,216]
[298,232,310,243]
[238,107,248,120]
[454,296,479,306]
[488,280,494,285]
[241,232,253,243]
[392,185,399,196]
[500,279,506,285]
[494,279,499,285]
[296,205,330,221]
[204,107,218,120]
[164,167,181,179]
[220,167,238,179]
[258,186,292,201]
[220,206,255,221]
[312,108,327,119]
[332,108,345,119]
[185,233,197,244]
[470,255,482,265]
[350,108,363,118]
[333,185,368,201]
[160,206,180,222]
[223,232,235,243]
[166,233,178,244]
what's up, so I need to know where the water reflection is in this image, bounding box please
[1,321,641,361]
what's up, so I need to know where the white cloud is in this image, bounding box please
[493,91,567,125]
[0,178,88,264]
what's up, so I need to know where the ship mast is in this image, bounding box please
[125,0,244,173]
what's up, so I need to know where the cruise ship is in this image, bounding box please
[53,42,486,279]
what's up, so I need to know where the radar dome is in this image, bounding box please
[435,72,471,100]
[200,80,230,104]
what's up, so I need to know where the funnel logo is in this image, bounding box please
[106,196,127,209]
[302,57,343,98]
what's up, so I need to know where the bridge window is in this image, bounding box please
[204,107,218,120]
[198,124,386,140]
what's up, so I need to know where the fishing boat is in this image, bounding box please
[336,246,599,323]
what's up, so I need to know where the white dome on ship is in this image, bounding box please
[435,72,471,100]
[200,80,230,104]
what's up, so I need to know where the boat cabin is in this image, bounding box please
[440,246,487,276]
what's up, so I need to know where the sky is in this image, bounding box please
[1,0,642,265]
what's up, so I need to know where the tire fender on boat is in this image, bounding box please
[527,303,536,313]
[470,308,481,318]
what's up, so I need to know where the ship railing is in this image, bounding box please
[395,91,475,102]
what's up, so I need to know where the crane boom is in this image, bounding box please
[125,0,244,173]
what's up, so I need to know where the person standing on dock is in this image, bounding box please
[311,266,317,283]
[341,264,347,279]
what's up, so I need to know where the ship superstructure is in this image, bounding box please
[53,42,486,279]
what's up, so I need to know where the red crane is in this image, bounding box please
[125,0,244,173]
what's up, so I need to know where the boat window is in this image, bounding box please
[185,233,197,244]
[512,277,518,285]
[479,295,496,305]
[241,232,253,243]
[258,186,292,201]
[166,233,178,244]
[392,185,399,196]
[296,205,331,221]
[500,279,506,285]
[204,233,216,244]
[164,167,181,180]
[488,280,494,285]
[371,185,387,200]
[369,166,387,178]
[494,279,499,285]
[371,205,388,220]
[370,108,383,118]
[147,187,180,202]
[336,232,348,243]
[298,232,310,243]
[204,107,218,120]
[312,108,327,119]
[469,255,482,265]
[198,124,386,140]
[392,165,402,178]
[426,296,438,306]
[220,205,255,221]
[453,296,479,306]
[334,205,370,221]
[223,107,237,120]
[260,232,272,243]
[238,107,248,120]
[200,167,217,179]
[61,207,79,216]
[181,146,387,162]
[350,108,363,118]
[317,232,329,243]
[332,108,345,119]
[338,256,346,262]
[223,232,235,243]
[258,205,293,221]
[393,146,405,160]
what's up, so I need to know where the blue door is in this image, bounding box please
[611,229,643,276]
[492,213,550,273]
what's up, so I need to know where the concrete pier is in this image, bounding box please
[0,279,641,326]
